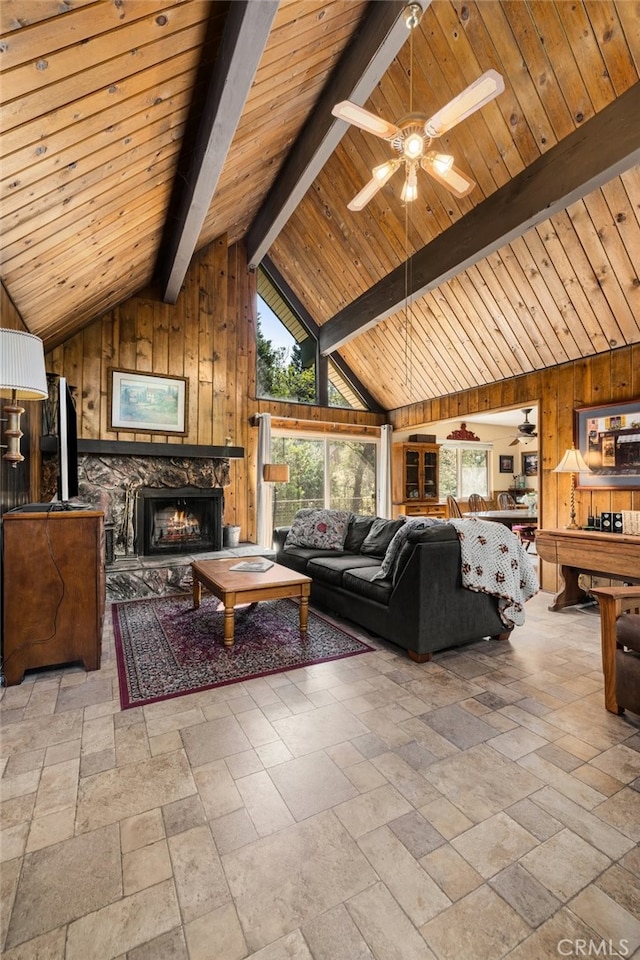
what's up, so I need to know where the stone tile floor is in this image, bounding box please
[1,589,640,960]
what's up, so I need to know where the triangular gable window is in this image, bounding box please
[256,268,367,410]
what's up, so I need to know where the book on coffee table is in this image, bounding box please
[229,559,274,573]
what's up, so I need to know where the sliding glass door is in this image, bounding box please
[270,434,377,526]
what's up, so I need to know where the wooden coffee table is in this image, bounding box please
[191,558,311,647]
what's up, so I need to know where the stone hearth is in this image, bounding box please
[106,543,275,601]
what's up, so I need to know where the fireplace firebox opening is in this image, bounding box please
[137,487,223,556]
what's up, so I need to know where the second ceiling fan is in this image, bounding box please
[508,408,538,446]
[332,4,504,211]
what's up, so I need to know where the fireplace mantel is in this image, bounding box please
[41,437,244,459]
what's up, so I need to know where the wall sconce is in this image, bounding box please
[0,328,48,468]
[552,446,590,529]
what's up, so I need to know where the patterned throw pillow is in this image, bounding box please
[284,509,352,551]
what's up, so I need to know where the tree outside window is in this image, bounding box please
[440,444,490,498]
[271,435,376,525]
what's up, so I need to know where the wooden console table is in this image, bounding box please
[535,528,640,611]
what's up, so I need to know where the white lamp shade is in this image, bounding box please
[0,329,48,400]
[552,447,590,474]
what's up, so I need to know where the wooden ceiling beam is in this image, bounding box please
[157,0,278,304]
[319,81,640,356]
[245,0,421,271]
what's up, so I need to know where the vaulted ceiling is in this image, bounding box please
[2,0,639,412]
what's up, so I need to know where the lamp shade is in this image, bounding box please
[552,447,590,474]
[263,463,289,483]
[0,329,48,399]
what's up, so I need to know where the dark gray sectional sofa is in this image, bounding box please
[273,513,512,661]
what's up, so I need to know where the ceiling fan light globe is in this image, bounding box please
[422,157,475,198]
[428,152,454,175]
[403,132,424,160]
[373,160,399,185]
[401,165,418,202]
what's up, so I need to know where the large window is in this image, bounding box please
[256,268,367,409]
[270,434,377,526]
[440,443,491,498]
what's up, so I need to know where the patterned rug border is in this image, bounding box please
[112,594,375,710]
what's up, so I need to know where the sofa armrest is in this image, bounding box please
[389,540,511,653]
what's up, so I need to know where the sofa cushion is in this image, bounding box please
[343,566,393,604]
[343,514,376,553]
[359,517,405,558]
[285,509,351,551]
[307,554,381,586]
[279,545,344,574]
[372,517,445,582]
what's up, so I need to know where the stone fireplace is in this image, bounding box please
[41,439,268,600]
[136,487,223,556]
[76,451,231,558]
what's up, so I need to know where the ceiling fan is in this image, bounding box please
[508,408,538,446]
[332,4,504,211]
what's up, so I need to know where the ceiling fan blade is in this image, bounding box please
[347,176,385,212]
[424,70,504,138]
[332,100,400,140]
[348,160,400,211]
[422,157,475,198]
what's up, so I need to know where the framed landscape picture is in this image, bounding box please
[499,454,514,473]
[575,400,640,489]
[522,452,538,477]
[109,369,188,435]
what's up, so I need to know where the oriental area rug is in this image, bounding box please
[112,595,374,709]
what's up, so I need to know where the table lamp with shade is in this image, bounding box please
[552,446,590,529]
[0,328,48,468]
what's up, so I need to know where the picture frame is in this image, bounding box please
[499,454,514,473]
[109,369,188,435]
[574,399,640,489]
[522,452,538,477]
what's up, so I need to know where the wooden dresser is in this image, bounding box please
[2,510,105,686]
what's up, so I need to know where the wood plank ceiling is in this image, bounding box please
[1,0,639,412]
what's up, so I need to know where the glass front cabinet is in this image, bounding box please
[392,443,445,518]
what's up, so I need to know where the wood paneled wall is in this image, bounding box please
[390,345,640,592]
[45,237,386,542]
[46,237,255,536]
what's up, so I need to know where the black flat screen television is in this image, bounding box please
[57,376,79,502]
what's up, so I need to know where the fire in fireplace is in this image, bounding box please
[137,487,223,556]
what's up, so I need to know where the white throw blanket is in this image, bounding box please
[448,518,539,627]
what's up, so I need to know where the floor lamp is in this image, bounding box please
[552,446,590,529]
[263,463,290,529]
[0,329,48,468]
